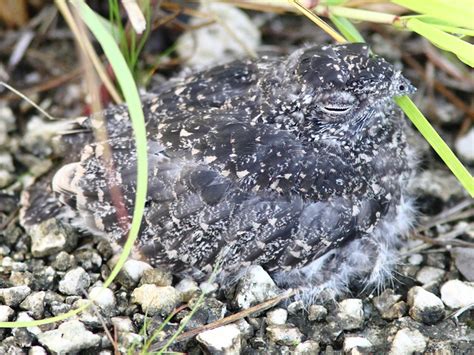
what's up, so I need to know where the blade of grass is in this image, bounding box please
[71,0,148,287]
[392,0,474,30]
[330,15,365,43]
[405,18,474,67]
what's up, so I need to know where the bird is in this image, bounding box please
[43,43,417,300]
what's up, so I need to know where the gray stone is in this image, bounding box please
[139,267,172,287]
[267,324,303,346]
[336,299,364,330]
[407,286,444,324]
[175,278,200,302]
[38,320,101,354]
[0,152,14,188]
[58,267,91,296]
[0,305,14,321]
[440,280,474,308]
[111,316,135,333]
[89,287,116,315]
[416,266,445,286]
[308,304,328,322]
[0,285,31,306]
[266,308,288,325]
[51,251,75,271]
[28,346,48,355]
[233,265,280,309]
[197,324,242,355]
[373,289,407,320]
[451,247,474,281]
[343,336,373,353]
[389,328,427,355]
[27,218,77,258]
[295,340,320,355]
[455,127,474,163]
[131,284,182,315]
[116,260,152,288]
[19,291,46,319]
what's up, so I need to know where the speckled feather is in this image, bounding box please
[46,43,416,298]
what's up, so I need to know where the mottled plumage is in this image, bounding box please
[43,44,416,298]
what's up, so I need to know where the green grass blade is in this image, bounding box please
[72,0,148,287]
[396,96,474,196]
[330,15,365,43]
[406,18,474,67]
[392,0,474,30]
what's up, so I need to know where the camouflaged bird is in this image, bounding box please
[38,43,417,299]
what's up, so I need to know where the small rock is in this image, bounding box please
[343,336,373,353]
[451,247,474,281]
[96,240,114,260]
[200,281,219,295]
[287,300,304,314]
[38,320,101,354]
[51,251,75,271]
[336,299,364,330]
[197,324,241,355]
[407,253,423,265]
[89,287,116,315]
[373,289,406,320]
[266,308,288,325]
[455,127,474,163]
[0,285,31,306]
[234,318,253,338]
[389,328,427,355]
[15,312,42,336]
[116,260,152,288]
[175,278,200,302]
[0,305,14,321]
[233,265,280,309]
[111,316,135,333]
[0,152,14,188]
[58,267,91,295]
[407,286,444,324]
[416,266,445,286]
[19,291,46,319]
[440,280,474,308]
[267,324,303,346]
[139,267,172,287]
[308,305,327,322]
[28,346,48,355]
[295,340,320,355]
[74,249,102,272]
[28,218,77,257]
[131,284,182,315]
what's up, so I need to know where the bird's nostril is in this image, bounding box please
[399,84,405,92]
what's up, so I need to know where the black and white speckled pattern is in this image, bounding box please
[50,43,417,296]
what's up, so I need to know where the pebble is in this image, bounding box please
[295,340,320,354]
[343,336,373,353]
[0,285,31,306]
[28,218,77,258]
[267,324,303,346]
[58,267,91,295]
[407,286,444,324]
[266,308,288,325]
[116,260,152,288]
[28,346,48,355]
[235,318,253,338]
[389,328,427,355]
[196,324,242,355]
[440,280,474,308]
[175,278,200,302]
[373,289,407,320]
[19,291,46,319]
[455,127,474,163]
[415,266,445,286]
[139,267,172,287]
[0,152,14,188]
[451,247,474,281]
[336,298,364,330]
[38,320,101,354]
[0,305,14,321]
[287,300,304,314]
[307,304,328,322]
[111,316,135,333]
[233,265,280,309]
[131,284,182,315]
[74,249,102,272]
[89,287,116,315]
[51,251,75,271]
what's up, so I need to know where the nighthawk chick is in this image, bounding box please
[51,43,417,299]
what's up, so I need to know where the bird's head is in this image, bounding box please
[283,43,415,134]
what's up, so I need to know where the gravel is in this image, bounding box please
[131,284,182,315]
[196,324,242,355]
[336,298,365,330]
[440,279,474,308]
[389,328,427,355]
[407,286,445,324]
[58,267,91,296]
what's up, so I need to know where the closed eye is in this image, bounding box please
[321,104,352,114]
